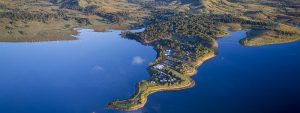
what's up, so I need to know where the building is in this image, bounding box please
[165,49,172,56]
[153,64,164,70]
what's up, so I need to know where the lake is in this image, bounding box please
[0,29,299,113]
[142,31,300,113]
[0,29,156,113]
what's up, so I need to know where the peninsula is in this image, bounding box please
[0,0,299,111]
[107,11,300,110]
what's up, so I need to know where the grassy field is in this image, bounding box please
[202,0,300,46]
[0,0,202,42]
[0,0,299,42]
[0,18,78,41]
[240,24,300,46]
[202,0,300,25]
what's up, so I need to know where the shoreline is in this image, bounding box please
[240,37,300,47]
[107,51,216,111]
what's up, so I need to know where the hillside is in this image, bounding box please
[0,0,204,41]
[0,0,299,42]
[202,0,300,25]
[0,0,300,111]
[106,1,300,110]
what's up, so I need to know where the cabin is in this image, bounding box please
[164,49,172,56]
[150,81,156,84]
[153,64,164,70]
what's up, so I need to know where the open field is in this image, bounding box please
[240,24,300,46]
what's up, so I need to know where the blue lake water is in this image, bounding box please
[0,29,300,113]
[143,31,300,113]
[0,29,156,113]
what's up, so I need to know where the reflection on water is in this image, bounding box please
[0,29,156,113]
[1,29,299,113]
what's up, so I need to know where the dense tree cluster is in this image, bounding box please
[82,5,98,15]
[74,17,91,25]
[0,9,91,25]
[0,10,58,22]
[0,3,7,10]
[51,0,82,10]
[96,12,128,24]
[210,14,272,26]
[135,13,220,43]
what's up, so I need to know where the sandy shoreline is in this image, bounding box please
[107,52,217,111]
